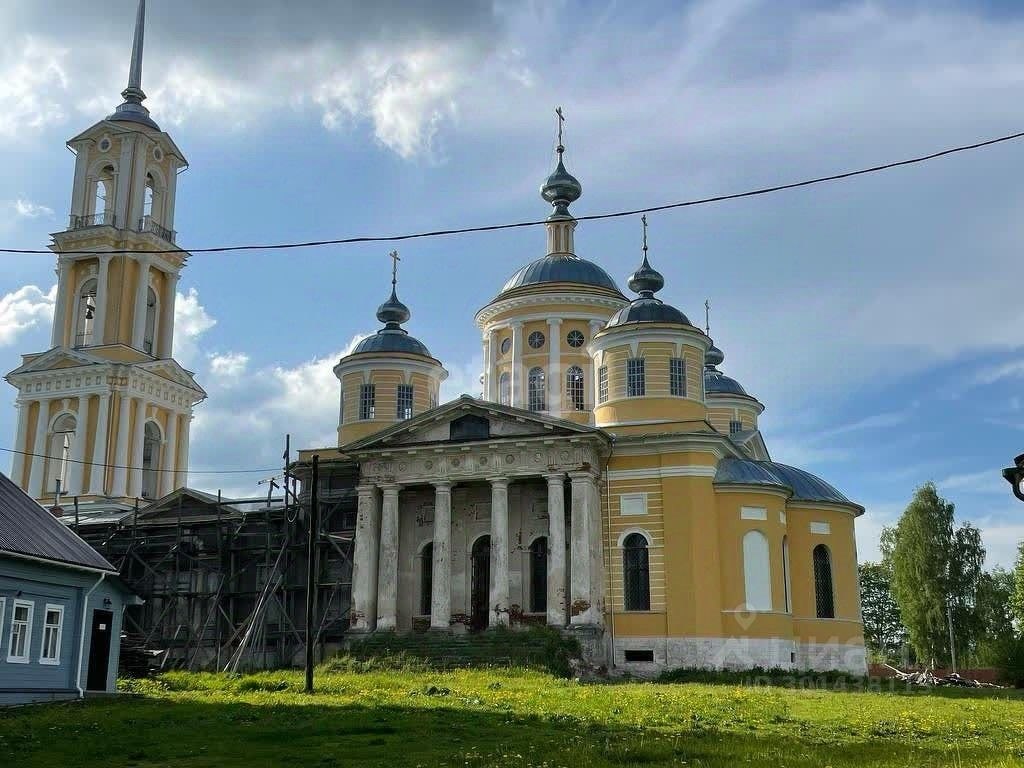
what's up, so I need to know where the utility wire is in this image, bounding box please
[0,445,278,475]
[2,129,1021,257]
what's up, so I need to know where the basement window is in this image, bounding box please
[624,649,654,663]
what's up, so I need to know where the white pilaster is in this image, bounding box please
[93,255,112,346]
[569,471,603,626]
[430,481,453,630]
[159,270,179,358]
[111,393,132,497]
[547,318,562,416]
[131,256,151,350]
[376,483,401,631]
[160,411,179,497]
[481,334,491,402]
[27,400,50,499]
[51,258,72,348]
[65,396,87,496]
[177,414,191,488]
[545,473,567,627]
[128,397,146,498]
[489,477,510,627]
[10,402,29,488]
[351,485,381,632]
[88,394,110,495]
[511,322,524,409]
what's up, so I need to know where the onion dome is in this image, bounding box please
[705,343,725,368]
[107,1,161,131]
[605,217,692,329]
[703,342,750,396]
[351,264,434,358]
[541,146,583,219]
[375,287,410,327]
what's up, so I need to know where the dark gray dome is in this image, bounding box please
[351,329,432,357]
[541,155,582,208]
[704,368,749,396]
[108,101,160,131]
[705,343,725,368]
[376,288,410,326]
[498,255,622,297]
[715,457,860,509]
[606,298,691,328]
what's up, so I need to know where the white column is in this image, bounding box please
[131,256,151,350]
[27,400,50,499]
[10,402,29,488]
[547,318,562,416]
[88,394,110,495]
[545,473,567,627]
[351,485,381,632]
[65,396,87,496]
[159,270,179,358]
[93,255,112,346]
[51,258,72,348]
[128,397,146,498]
[111,394,132,497]
[486,329,498,401]
[489,477,510,627]
[430,481,452,630]
[569,471,603,626]
[375,483,401,631]
[160,411,179,496]
[511,322,524,408]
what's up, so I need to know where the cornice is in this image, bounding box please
[475,290,627,328]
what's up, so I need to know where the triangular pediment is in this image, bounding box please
[343,395,605,453]
[7,347,109,377]
[136,487,243,522]
[137,359,206,397]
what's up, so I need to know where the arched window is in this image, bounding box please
[75,278,98,347]
[143,287,158,356]
[529,537,548,613]
[420,542,433,617]
[528,367,546,412]
[623,533,651,611]
[742,530,772,611]
[92,165,115,225]
[813,544,835,619]
[144,173,156,219]
[782,536,792,613]
[48,413,77,494]
[141,421,162,499]
[566,366,585,411]
[499,372,511,406]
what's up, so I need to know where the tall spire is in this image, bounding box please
[108,0,160,130]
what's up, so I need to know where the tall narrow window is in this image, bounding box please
[143,287,158,355]
[528,367,546,412]
[623,533,651,611]
[7,600,33,663]
[627,358,645,397]
[144,174,155,220]
[813,544,835,619]
[566,366,585,411]
[40,605,64,665]
[782,536,792,614]
[359,384,376,420]
[598,366,609,404]
[92,166,115,226]
[730,420,743,434]
[670,357,686,396]
[142,421,162,499]
[742,530,772,611]
[75,278,98,347]
[48,413,77,494]
[420,543,433,616]
[529,537,548,613]
[397,384,414,420]
[499,372,511,406]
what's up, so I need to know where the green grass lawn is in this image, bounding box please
[3,666,1024,767]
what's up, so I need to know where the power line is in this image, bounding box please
[2,129,1021,257]
[0,446,278,475]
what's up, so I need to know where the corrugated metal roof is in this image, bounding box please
[715,457,861,512]
[0,471,117,572]
[498,255,623,297]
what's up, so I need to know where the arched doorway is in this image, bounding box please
[470,535,491,631]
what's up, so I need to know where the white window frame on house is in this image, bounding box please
[0,597,6,655]
[39,604,64,666]
[7,599,34,664]
[670,357,686,397]
[627,358,645,397]
[598,366,609,404]
[359,384,376,420]
[396,384,414,420]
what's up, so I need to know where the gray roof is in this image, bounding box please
[0,471,118,572]
[714,458,861,511]
[704,368,750,396]
[498,255,623,298]
[606,297,692,328]
[352,329,433,357]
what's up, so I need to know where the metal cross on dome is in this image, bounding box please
[705,299,711,335]
[641,214,648,256]
[555,106,565,149]
[390,250,400,287]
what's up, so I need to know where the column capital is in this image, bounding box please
[378,482,402,493]
[356,483,378,496]
[547,317,562,327]
[544,471,566,484]
[568,468,599,482]
[487,476,510,489]
[431,480,453,491]
[510,320,523,329]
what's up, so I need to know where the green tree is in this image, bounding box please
[858,562,906,660]
[888,483,986,667]
[1011,541,1024,631]
[973,568,1016,665]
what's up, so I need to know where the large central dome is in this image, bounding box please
[497,254,621,298]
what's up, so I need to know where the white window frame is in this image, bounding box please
[7,599,34,664]
[670,357,686,397]
[0,597,6,654]
[396,384,414,420]
[598,366,609,404]
[627,357,646,397]
[359,383,376,420]
[39,603,65,666]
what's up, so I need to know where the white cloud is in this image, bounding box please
[207,351,249,383]
[12,198,54,218]
[172,288,216,369]
[0,36,68,138]
[0,284,55,347]
[936,469,1010,496]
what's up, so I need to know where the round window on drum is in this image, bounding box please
[566,330,585,348]
[528,331,546,349]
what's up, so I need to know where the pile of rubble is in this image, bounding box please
[883,664,1002,688]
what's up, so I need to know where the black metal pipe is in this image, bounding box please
[305,454,319,693]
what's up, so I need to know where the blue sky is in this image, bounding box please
[1,0,1022,566]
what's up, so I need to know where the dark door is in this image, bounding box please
[86,609,114,691]
[470,536,491,631]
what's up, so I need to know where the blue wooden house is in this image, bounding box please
[0,470,139,705]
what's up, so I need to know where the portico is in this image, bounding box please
[345,396,608,635]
